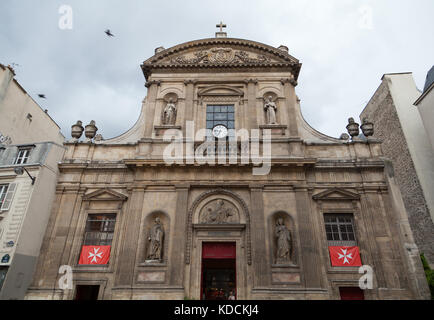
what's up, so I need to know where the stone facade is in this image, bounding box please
[25,37,429,300]
[361,73,434,266]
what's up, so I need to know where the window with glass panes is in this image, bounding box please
[324,214,357,245]
[83,214,116,246]
[14,148,31,164]
[0,185,8,208]
[206,105,235,132]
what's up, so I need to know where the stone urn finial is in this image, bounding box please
[339,133,350,141]
[360,117,374,137]
[346,117,360,138]
[71,120,84,141]
[84,120,98,142]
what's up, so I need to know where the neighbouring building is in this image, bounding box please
[0,64,64,146]
[0,64,65,299]
[360,72,434,267]
[415,66,434,150]
[26,28,429,300]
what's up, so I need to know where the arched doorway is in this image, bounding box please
[185,189,251,300]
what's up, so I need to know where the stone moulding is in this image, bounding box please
[312,188,360,201]
[141,38,302,81]
[123,158,317,168]
[154,125,182,137]
[82,188,128,202]
[185,189,252,265]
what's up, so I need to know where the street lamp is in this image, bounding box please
[14,167,36,185]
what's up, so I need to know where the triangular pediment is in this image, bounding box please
[83,188,128,202]
[141,38,301,80]
[312,188,360,201]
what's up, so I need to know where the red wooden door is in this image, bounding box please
[339,287,365,300]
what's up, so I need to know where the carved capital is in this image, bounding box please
[280,76,297,86]
[243,78,258,85]
[145,80,161,88]
[183,79,197,85]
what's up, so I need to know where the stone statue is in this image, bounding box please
[146,217,164,261]
[264,96,277,124]
[163,98,177,125]
[275,218,292,264]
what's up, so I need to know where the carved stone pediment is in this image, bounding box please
[83,188,128,202]
[141,38,301,80]
[312,188,360,201]
[167,47,278,66]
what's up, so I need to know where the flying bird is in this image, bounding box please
[38,94,46,99]
[105,29,114,37]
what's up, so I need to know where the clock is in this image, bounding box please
[212,125,228,139]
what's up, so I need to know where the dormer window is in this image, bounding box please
[14,147,32,164]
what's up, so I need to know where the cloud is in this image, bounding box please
[0,0,433,139]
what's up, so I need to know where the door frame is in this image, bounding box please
[201,242,237,300]
[189,224,246,300]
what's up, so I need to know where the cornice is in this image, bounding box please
[141,38,301,81]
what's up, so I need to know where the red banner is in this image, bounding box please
[202,242,236,259]
[329,246,362,266]
[79,245,111,265]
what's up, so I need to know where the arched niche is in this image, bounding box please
[142,211,170,264]
[185,189,251,265]
[268,211,298,266]
[262,91,280,125]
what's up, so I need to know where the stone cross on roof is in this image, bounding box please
[215,21,227,38]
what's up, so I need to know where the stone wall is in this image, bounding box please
[361,80,434,264]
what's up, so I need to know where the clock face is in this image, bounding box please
[212,125,228,139]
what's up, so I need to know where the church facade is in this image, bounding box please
[25,31,430,300]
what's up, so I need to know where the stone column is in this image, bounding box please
[359,191,387,288]
[245,79,258,130]
[168,184,190,286]
[295,187,322,288]
[114,186,145,287]
[143,80,160,138]
[183,80,195,136]
[281,78,299,137]
[249,184,271,287]
[28,189,77,289]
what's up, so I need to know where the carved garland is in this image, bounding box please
[185,189,252,265]
[170,49,272,65]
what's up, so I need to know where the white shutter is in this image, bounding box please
[1,183,17,211]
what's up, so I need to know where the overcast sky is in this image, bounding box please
[1,0,433,140]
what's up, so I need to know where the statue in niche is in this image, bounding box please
[146,217,165,261]
[275,218,292,264]
[201,200,235,224]
[162,98,177,125]
[264,96,277,124]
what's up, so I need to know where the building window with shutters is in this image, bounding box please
[0,183,16,211]
[0,185,8,208]
[14,147,32,164]
[83,214,116,246]
[324,213,357,246]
